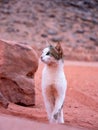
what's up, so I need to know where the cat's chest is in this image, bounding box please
[42,67,65,85]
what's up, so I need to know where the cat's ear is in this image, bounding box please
[55,42,63,58]
[55,42,62,52]
[46,40,52,46]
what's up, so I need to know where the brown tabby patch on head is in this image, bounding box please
[49,43,64,60]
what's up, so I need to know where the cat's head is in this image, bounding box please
[41,42,64,66]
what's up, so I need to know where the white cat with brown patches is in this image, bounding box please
[41,43,67,124]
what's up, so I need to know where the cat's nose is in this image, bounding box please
[41,56,43,60]
[41,56,44,62]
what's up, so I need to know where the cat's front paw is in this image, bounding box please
[50,111,64,124]
[49,112,59,123]
[53,112,59,120]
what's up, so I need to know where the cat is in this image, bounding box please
[41,42,67,123]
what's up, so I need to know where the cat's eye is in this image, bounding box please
[46,52,50,55]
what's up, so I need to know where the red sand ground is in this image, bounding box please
[0,61,98,130]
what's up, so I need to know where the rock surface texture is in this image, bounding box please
[0,92,9,108]
[0,40,38,106]
[0,0,98,61]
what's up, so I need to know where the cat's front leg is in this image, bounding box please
[50,96,65,123]
[58,108,64,123]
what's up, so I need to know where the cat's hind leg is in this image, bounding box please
[43,92,54,122]
[51,95,65,123]
[58,108,64,123]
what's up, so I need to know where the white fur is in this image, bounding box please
[41,47,67,123]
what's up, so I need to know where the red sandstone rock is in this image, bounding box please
[0,92,9,108]
[0,40,38,106]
